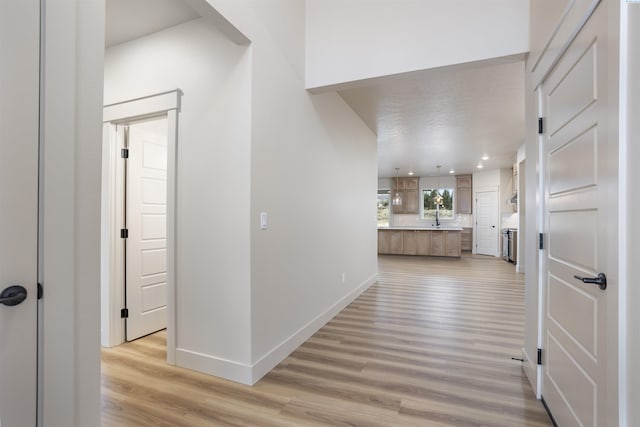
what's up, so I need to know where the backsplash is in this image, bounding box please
[392,213,473,228]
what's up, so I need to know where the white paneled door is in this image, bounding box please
[0,1,39,425]
[475,191,498,256]
[541,3,614,426]
[125,117,168,341]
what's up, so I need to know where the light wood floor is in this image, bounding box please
[102,255,552,426]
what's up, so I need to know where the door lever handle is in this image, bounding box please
[574,273,607,290]
[0,285,27,306]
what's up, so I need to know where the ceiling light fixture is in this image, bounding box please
[481,155,489,161]
[408,171,414,176]
[477,164,484,169]
[449,169,455,174]
[392,168,403,206]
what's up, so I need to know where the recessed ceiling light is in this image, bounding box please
[477,164,484,169]
[408,171,414,176]
[449,169,455,174]
[481,155,489,161]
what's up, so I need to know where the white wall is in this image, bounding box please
[220,0,379,381]
[500,167,518,229]
[105,3,378,384]
[104,18,255,372]
[473,168,500,190]
[305,0,530,89]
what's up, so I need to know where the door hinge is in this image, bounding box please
[539,233,544,250]
[538,117,544,135]
[537,348,542,365]
[121,308,129,318]
[121,148,129,158]
[120,228,128,239]
[37,283,43,300]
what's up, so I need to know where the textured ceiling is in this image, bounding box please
[105,0,199,48]
[339,57,526,178]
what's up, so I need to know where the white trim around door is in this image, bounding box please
[101,90,181,365]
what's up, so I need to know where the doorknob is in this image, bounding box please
[0,285,27,306]
[574,273,607,290]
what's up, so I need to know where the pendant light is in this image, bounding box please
[434,165,444,206]
[392,168,403,206]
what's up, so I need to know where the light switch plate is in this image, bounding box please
[260,212,268,229]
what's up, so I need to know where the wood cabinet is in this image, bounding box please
[461,228,472,252]
[379,229,461,257]
[378,230,405,255]
[402,230,417,255]
[389,230,403,254]
[456,175,472,214]
[430,231,445,256]
[392,177,420,214]
[416,230,431,256]
[445,231,462,257]
[378,230,390,254]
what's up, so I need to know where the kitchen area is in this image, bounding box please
[377,159,522,269]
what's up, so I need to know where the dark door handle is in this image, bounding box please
[0,285,27,306]
[574,273,607,290]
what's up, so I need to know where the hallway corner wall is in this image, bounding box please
[104,17,254,381]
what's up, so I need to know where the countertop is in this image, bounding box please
[378,226,464,231]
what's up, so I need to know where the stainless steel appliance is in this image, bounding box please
[502,229,509,261]
[502,228,517,264]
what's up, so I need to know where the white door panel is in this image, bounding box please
[126,117,168,341]
[0,1,39,425]
[541,4,612,426]
[475,191,498,256]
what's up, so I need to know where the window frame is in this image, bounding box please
[377,189,391,228]
[420,187,456,222]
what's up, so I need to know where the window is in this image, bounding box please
[422,188,454,221]
[377,190,390,227]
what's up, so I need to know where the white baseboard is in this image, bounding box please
[250,273,378,384]
[174,273,378,386]
[175,348,253,385]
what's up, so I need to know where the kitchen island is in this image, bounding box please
[378,227,463,257]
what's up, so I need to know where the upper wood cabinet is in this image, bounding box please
[392,177,420,214]
[456,175,472,214]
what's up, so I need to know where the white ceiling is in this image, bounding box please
[105,1,526,179]
[338,57,526,178]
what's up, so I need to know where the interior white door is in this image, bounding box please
[540,4,613,426]
[125,117,168,341]
[475,191,498,256]
[0,1,39,425]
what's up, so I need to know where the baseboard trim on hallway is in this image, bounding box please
[250,273,378,385]
[173,273,378,386]
[175,347,254,385]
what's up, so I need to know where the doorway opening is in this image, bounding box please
[101,91,180,363]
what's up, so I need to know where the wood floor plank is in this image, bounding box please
[102,254,551,426]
